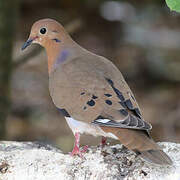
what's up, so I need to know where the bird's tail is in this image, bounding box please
[140,149,172,165]
[100,126,172,165]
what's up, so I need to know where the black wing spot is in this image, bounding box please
[105,78,125,101]
[134,108,141,118]
[95,115,106,120]
[104,93,112,97]
[83,106,87,110]
[92,95,98,99]
[57,108,70,117]
[119,109,128,116]
[87,99,95,106]
[125,99,133,110]
[105,100,112,105]
[114,88,125,101]
[131,95,135,101]
[80,92,85,95]
[105,78,143,122]
[105,78,114,86]
[119,101,126,108]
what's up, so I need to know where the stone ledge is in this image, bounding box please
[0,141,179,180]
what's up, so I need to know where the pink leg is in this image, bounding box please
[101,137,107,147]
[70,132,88,157]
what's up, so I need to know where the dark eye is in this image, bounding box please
[40,27,47,34]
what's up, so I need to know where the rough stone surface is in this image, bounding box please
[0,141,179,180]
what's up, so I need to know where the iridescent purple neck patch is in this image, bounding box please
[54,49,69,68]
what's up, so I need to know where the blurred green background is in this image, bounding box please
[0,0,180,153]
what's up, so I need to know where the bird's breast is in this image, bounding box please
[49,68,71,108]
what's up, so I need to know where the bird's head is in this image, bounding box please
[22,18,69,50]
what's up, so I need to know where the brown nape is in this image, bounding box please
[100,126,172,165]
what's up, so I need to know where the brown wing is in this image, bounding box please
[91,77,152,130]
[49,54,151,131]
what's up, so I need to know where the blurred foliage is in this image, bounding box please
[0,0,20,139]
[165,0,180,12]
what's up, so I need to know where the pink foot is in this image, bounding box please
[101,137,107,147]
[70,132,88,158]
[80,145,89,153]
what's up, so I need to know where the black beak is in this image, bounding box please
[21,38,34,50]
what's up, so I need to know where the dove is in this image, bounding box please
[22,18,172,165]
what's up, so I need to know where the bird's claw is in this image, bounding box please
[69,145,88,158]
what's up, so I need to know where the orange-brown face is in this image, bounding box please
[22,18,63,50]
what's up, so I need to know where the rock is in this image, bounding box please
[0,141,179,180]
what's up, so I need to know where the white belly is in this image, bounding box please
[65,117,118,140]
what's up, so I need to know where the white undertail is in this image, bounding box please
[65,117,118,140]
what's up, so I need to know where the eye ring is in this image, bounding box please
[39,27,47,35]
